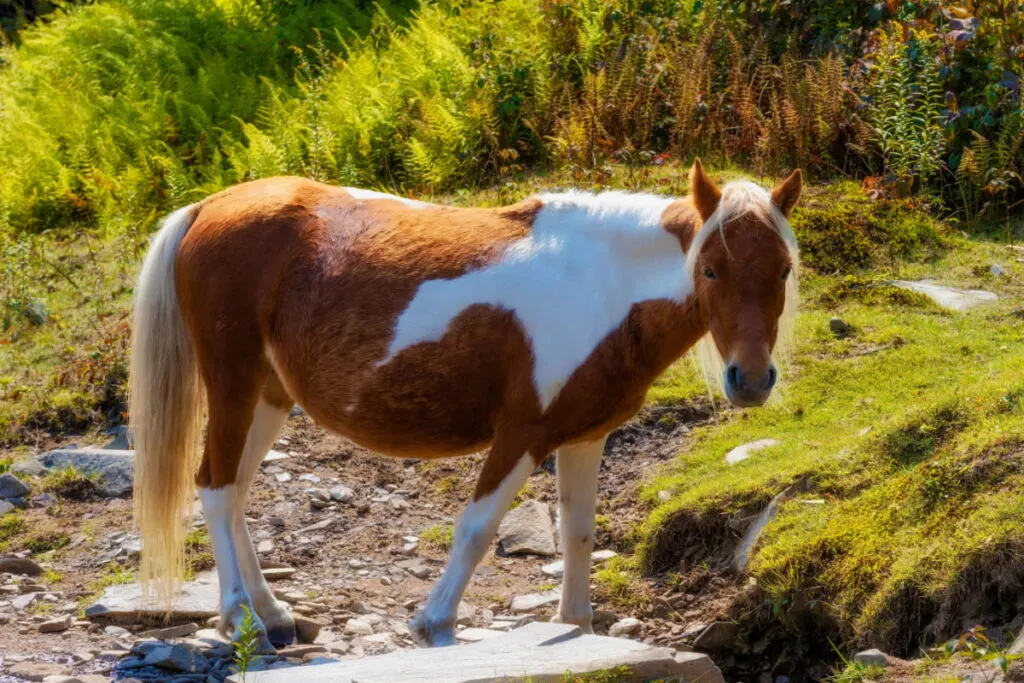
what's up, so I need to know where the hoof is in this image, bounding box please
[409,612,456,648]
[551,613,594,634]
[267,623,297,648]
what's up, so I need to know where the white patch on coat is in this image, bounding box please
[199,486,251,619]
[343,187,431,209]
[382,191,684,409]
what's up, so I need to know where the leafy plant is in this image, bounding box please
[232,604,261,680]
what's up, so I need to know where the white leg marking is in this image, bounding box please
[412,455,537,647]
[232,399,294,644]
[199,486,271,650]
[554,436,606,631]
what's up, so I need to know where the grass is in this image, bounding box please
[634,182,1024,659]
[419,523,455,552]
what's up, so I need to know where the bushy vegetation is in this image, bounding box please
[1,0,1022,241]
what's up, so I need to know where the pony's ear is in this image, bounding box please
[689,158,721,221]
[771,169,802,218]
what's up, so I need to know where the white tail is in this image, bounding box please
[129,205,204,605]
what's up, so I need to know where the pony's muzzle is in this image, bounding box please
[725,362,777,407]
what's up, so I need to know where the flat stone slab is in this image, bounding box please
[37,448,135,497]
[891,280,998,311]
[85,573,219,624]
[227,622,725,682]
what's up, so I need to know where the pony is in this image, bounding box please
[129,159,801,651]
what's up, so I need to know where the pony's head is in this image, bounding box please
[685,159,802,408]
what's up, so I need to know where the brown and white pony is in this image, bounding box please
[129,160,801,651]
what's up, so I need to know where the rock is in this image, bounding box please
[38,615,72,633]
[498,500,556,556]
[329,485,355,502]
[262,567,296,581]
[275,588,306,603]
[103,425,132,450]
[990,264,1006,277]
[608,617,642,637]
[674,652,726,683]
[276,472,293,483]
[891,280,998,311]
[143,643,208,673]
[257,539,275,554]
[37,448,135,497]
[0,500,15,515]
[11,458,45,478]
[104,624,131,637]
[510,588,561,613]
[456,627,504,642]
[0,554,43,575]
[264,449,289,463]
[0,473,31,499]
[139,622,199,639]
[8,662,72,681]
[12,591,41,610]
[456,600,476,626]
[279,644,327,658]
[692,621,738,652]
[541,550,618,578]
[344,618,375,636]
[852,648,890,666]
[725,438,780,465]
[85,573,219,623]
[829,317,851,338]
[42,676,85,683]
[295,615,324,643]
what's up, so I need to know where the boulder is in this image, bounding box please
[852,648,890,666]
[0,473,30,499]
[498,500,556,556]
[37,448,135,497]
[608,617,642,637]
[693,621,738,652]
[0,554,43,576]
[85,573,219,624]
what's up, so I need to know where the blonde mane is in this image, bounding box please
[684,180,800,402]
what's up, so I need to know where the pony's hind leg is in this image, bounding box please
[410,435,540,647]
[197,362,276,652]
[552,436,606,632]
[231,387,295,646]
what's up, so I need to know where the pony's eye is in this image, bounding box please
[703,267,717,280]
[781,265,792,280]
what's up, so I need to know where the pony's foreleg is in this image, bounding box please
[232,397,296,646]
[410,442,539,647]
[552,436,606,633]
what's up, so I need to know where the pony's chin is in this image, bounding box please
[725,388,771,408]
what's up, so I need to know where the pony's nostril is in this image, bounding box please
[764,365,778,390]
[726,364,741,390]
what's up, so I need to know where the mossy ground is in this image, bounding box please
[2,163,1024,671]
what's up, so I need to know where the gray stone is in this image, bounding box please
[8,662,72,681]
[608,617,642,637]
[38,615,72,633]
[139,622,199,639]
[990,263,1006,277]
[226,621,725,683]
[510,588,561,613]
[456,627,503,642]
[344,618,374,636]
[829,317,851,338]
[0,500,14,515]
[262,567,296,581]
[891,280,998,311]
[0,473,30,499]
[103,425,132,450]
[852,648,890,666]
[329,485,355,502]
[11,458,45,478]
[0,554,43,575]
[541,549,618,578]
[143,643,208,673]
[12,591,41,611]
[37,448,135,497]
[85,573,219,623]
[725,438,780,465]
[295,615,324,643]
[498,500,556,556]
[692,621,738,652]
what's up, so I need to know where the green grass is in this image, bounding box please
[635,183,1024,657]
[420,523,455,552]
